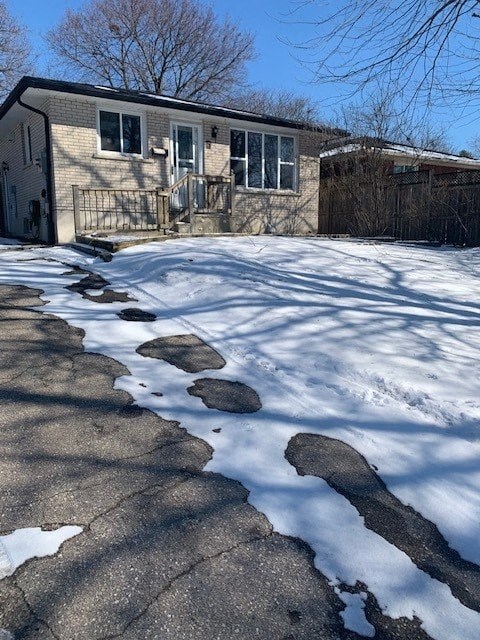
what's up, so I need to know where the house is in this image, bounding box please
[318,136,480,178]
[0,77,341,244]
[317,136,480,243]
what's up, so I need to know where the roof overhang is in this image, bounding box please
[319,142,480,170]
[0,76,346,139]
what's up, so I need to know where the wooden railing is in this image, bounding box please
[72,186,169,233]
[73,174,234,235]
[167,173,235,223]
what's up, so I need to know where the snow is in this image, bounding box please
[0,237,23,247]
[0,237,479,638]
[85,233,152,242]
[336,589,374,637]
[0,527,83,579]
[0,238,21,245]
[319,142,480,166]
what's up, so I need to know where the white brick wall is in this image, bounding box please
[0,108,49,241]
[17,96,332,242]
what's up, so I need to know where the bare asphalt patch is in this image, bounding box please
[286,433,480,613]
[65,269,137,304]
[0,284,370,640]
[187,378,262,413]
[117,308,157,322]
[136,334,226,373]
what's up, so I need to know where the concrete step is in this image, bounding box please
[175,222,192,234]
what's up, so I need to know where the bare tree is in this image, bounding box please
[225,88,321,123]
[47,0,254,102]
[0,1,32,100]
[290,1,480,108]
[318,96,451,237]
[339,95,453,152]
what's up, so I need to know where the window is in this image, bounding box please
[22,124,32,165]
[98,110,142,155]
[230,129,296,190]
[393,164,418,174]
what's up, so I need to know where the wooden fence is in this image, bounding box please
[318,169,480,246]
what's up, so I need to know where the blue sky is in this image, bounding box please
[8,0,479,152]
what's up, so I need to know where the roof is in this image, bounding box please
[318,136,480,168]
[0,76,344,134]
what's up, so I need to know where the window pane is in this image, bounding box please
[264,134,278,189]
[280,164,294,190]
[122,114,141,154]
[281,136,294,163]
[178,126,193,160]
[248,132,262,188]
[230,129,245,158]
[100,111,121,152]
[230,159,246,186]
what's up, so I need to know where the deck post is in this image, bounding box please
[156,188,170,234]
[187,173,194,218]
[229,172,235,217]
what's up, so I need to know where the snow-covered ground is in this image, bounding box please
[1,236,479,638]
[0,527,82,579]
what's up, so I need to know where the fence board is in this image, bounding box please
[319,169,480,245]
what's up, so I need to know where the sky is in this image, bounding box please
[7,0,479,152]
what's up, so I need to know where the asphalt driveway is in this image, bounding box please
[0,282,436,640]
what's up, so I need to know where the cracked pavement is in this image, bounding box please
[0,284,369,640]
[286,433,480,615]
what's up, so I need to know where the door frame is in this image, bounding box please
[169,121,203,186]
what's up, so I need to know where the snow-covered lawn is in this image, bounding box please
[1,236,479,638]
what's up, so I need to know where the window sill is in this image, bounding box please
[235,186,300,196]
[92,153,154,164]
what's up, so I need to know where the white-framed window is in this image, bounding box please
[22,123,32,165]
[230,129,297,190]
[97,109,143,156]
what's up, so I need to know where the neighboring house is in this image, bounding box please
[318,137,480,243]
[318,137,480,177]
[0,77,341,244]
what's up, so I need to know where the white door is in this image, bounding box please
[170,123,204,210]
[171,123,202,183]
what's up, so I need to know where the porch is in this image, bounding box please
[72,173,235,241]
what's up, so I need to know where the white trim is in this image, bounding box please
[96,106,146,158]
[169,121,204,185]
[230,127,298,191]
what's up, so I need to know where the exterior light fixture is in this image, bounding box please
[211,125,219,140]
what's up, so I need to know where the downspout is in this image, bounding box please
[16,96,56,244]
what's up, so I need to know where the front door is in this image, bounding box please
[170,123,203,210]
[171,123,202,183]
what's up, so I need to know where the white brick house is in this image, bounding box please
[0,77,338,244]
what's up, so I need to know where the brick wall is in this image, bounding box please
[231,130,328,234]
[43,95,329,242]
[0,109,48,241]
[47,96,170,242]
